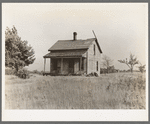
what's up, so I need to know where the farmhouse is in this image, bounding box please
[43,32,102,75]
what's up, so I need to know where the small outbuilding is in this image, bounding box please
[43,32,102,76]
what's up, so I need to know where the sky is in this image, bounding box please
[2,3,148,71]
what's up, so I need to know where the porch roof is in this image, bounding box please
[43,49,87,58]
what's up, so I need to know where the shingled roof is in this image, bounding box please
[48,38,102,53]
[44,49,87,58]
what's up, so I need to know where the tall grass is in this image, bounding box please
[5,72,146,109]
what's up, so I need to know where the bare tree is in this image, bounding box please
[118,53,139,73]
[101,55,113,73]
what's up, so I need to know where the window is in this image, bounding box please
[96,61,98,71]
[94,44,95,55]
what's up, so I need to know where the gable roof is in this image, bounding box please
[48,38,102,53]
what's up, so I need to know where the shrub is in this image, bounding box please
[16,68,30,79]
[94,72,99,77]
[5,67,16,75]
[33,70,39,74]
[86,72,99,77]
[40,71,44,75]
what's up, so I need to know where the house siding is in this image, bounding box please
[87,40,101,75]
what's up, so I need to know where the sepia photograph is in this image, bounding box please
[2,3,148,121]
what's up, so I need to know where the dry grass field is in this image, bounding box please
[5,72,146,109]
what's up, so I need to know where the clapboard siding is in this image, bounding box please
[87,40,101,75]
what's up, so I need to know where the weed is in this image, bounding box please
[5,72,146,109]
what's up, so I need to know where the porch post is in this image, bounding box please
[50,58,51,73]
[61,58,63,73]
[44,58,46,73]
[86,51,88,74]
[80,57,82,71]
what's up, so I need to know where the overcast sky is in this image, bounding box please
[3,3,148,71]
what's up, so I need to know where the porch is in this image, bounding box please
[43,50,87,75]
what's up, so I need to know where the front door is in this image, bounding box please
[53,59,57,70]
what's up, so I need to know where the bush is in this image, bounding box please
[16,68,30,79]
[33,70,39,74]
[5,67,16,75]
[40,71,44,75]
[86,72,99,77]
[94,72,99,77]
[73,71,86,76]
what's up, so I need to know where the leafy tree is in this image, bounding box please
[101,55,113,73]
[118,53,138,73]
[5,26,35,71]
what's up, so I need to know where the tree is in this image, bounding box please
[137,62,146,73]
[101,55,113,73]
[108,65,115,73]
[5,26,35,71]
[118,53,138,73]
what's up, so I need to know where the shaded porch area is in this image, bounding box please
[43,50,87,75]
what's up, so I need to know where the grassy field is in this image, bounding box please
[5,72,146,109]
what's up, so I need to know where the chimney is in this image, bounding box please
[73,32,77,40]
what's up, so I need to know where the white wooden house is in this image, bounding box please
[43,32,102,75]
